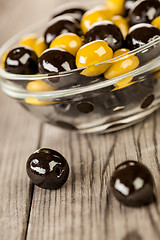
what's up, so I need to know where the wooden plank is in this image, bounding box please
[0,0,101,239]
[0,93,41,240]
[26,112,160,240]
[0,0,160,239]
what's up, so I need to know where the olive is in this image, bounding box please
[38,48,76,74]
[19,34,47,57]
[26,148,69,190]
[104,48,139,90]
[111,160,156,207]
[124,0,137,15]
[51,3,86,22]
[126,23,160,50]
[151,16,160,30]
[111,15,129,39]
[26,80,55,91]
[104,0,125,16]
[1,51,8,69]
[33,37,47,57]
[129,0,160,26]
[80,6,113,34]
[19,33,38,48]
[5,46,38,74]
[85,20,124,51]
[44,15,80,46]
[50,33,82,56]
[25,97,54,106]
[76,40,113,76]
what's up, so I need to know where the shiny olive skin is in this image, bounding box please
[44,15,80,46]
[50,33,82,56]
[104,0,125,16]
[38,48,76,74]
[5,46,38,74]
[26,148,69,190]
[126,23,160,50]
[124,0,137,15]
[52,4,86,22]
[129,0,160,26]
[85,20,124,51]
[111,160,156,207]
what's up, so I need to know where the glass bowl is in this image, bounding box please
[0,17,160,134]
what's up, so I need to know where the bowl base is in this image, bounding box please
[76,104,160,134]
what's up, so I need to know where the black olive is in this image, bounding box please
[126,23,160,50]
[38,48,76,74]
[5,46,38,74]
[52,3,86,22]
[44,15,80,46]
[26,148,69,190]
[85,20,124,51]
[124,0,137,15]
[129,0,160,26]
[111,160,156,207]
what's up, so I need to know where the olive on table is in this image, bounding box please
[26,148,69,190]
[111,160,156,207]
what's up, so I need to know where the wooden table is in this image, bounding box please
[0,0,160,239]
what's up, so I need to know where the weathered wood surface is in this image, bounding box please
[0,1,160,240]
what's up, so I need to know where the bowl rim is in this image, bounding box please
[0,17,160,100]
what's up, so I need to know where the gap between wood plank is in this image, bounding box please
[22,122,44,240]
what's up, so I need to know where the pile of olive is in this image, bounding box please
[2,0,160,108]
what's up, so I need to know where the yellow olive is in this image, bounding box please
[19,33,38,49]
[151,16,160,30]
[1,51,8,69]
[113,76,135,91]
[33,37,47,57]
[50,33,82,56]
[104,0,125,16]
[153,66,160,78]
[80,6,113,34]
[104,48,139,90]
[111,15,129,38]
[26,80,55,91]
[113,48,129,58]
[76,40,113,76]
[25,97,54,106]
[26,80,55,105]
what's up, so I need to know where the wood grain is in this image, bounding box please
[0,93,41,240]
[26,115,160,240]
[0,0,160,240]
